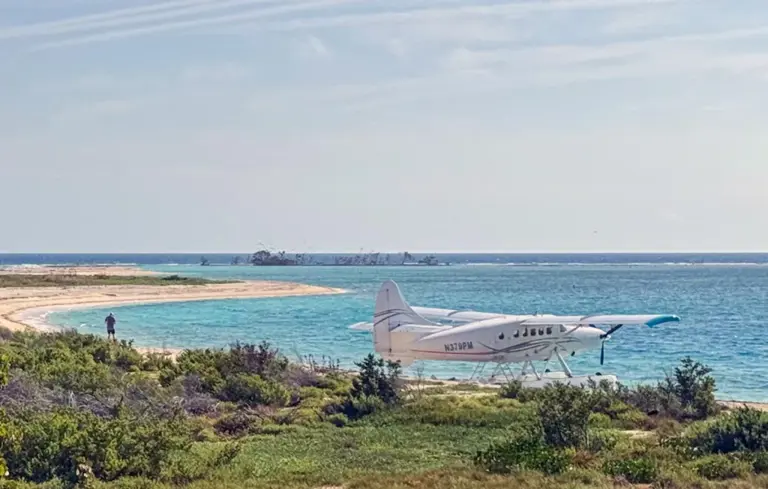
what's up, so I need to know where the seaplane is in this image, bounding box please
[349,280,681,387]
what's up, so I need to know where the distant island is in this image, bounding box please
[200,251,447,267]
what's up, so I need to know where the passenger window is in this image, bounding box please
[498,332,505,340]
[546,326,552,335]
[531,329,536,336]
[523,328,528,337]
[538,328,544,335]
[513,329,520,338]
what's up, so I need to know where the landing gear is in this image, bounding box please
[479,348,590,386]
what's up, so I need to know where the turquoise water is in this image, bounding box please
[49,264,768,401]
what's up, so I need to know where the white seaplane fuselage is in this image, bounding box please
[350,280,680,385]
[384,313,604,366]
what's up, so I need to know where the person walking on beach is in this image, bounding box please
[105,313,116,342]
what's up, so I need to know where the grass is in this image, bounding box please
[0,274,233,288]
[209,423,508,487]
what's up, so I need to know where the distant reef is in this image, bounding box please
[199,251,447,267]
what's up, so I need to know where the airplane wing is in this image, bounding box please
[349,304,679,331]
[518,314,680,327]
[347,306,506,331]
[348,321,450,334]
[411,307,507,325]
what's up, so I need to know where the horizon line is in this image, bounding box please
[3,250,768,255]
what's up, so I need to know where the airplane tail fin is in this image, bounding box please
[373,280,434,358]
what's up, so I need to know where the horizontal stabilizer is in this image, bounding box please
[349,322,374,331]
[519,314,680,327]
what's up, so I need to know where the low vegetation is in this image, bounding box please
[0,327,764,489]
[0,274,229,288]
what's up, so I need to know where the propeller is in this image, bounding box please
[598,324,623,366]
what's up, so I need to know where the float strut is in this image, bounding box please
[555,349,574,378]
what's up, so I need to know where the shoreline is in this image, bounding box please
[0,265,346,334]
[1,281,347,333]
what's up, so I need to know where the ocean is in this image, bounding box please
[2,253,767,401]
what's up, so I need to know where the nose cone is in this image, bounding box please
[575,326,604,351]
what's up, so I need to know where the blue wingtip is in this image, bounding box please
[645,315,681,328]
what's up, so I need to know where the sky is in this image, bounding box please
[2,0,768,253]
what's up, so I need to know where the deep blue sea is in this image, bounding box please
[3,253,767,401]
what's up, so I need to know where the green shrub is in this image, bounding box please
[298,386,327,401]
[350,354,401,405]
[651,467,706,489]
[326,413,348,427]
[588,412,613,429]
[623,384,665,414]
[213,412,261,437]
[474,431,571,475]
[338,395,386,421]
[227,341,289,379]
[586,429,620,453]
[752,451,768,474]
[0,408,190,484]
[658,357,719,420]
[536,383,594,449]
[655,418,683,442]
[603,456,658,483]
[692,454,751,480]
[498,380,540,403]
[582,357,720,422]
[615,408,650,430]
[141,353,175,372]
[315,373,352,396]
[162,442,241,485]
[688,407,768,454]
[219,374,291,407]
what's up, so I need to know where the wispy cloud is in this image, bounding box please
[244,0,690,32]
[18,0,694,50]
[300,35,331,57]
[180,61,250,82]
[438,25,768,75]
[50,98,139,123]
[243,21,768,117]
[601,8,675,36]
[29,0,362,50]
[0,0,285,40]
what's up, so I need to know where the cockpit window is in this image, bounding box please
[559,325,567,333]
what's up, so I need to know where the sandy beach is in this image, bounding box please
[0,265,345,334]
